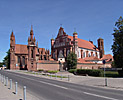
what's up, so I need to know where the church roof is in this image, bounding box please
[15,44,28,54]
[68,35,99,51]
[78,58,95,63]
[101,54,113,60]
[84,56,101,61]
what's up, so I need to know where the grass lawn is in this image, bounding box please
[24,71,67,78]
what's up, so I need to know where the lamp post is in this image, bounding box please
[103,60,107,86]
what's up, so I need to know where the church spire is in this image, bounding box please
[34,36,36,42]
[10,30,15,46]
[11,30,14,37]
[30,25,34,40]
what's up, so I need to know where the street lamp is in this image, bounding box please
[103,60,107,86]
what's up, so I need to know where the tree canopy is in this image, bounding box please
[2,49,10,69]
[0,62,3,67]
[66,52,77,70]
[112,16,123,69]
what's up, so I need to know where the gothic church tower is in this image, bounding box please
[27,26,37,71]
[10,31,16,69]
[73,32,78,57]
[98,38,104,58]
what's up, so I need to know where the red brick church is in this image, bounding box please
[50,27,113,69]
[51,27,105,62]
[10,26,113,71]
[10,26,50,71]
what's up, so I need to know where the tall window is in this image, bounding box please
[31,50,33,58]
[22,56,25,65]
[83,52,86,58]
[40,55,42,60]
[18,56,20,63]
[88,53,91,57]
[44,55,46,60]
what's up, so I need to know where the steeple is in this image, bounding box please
[36,41,38,47]
[10,31,15,46]
[34,36,36,42]
[30,25,34,40]
[28,37,30,42]
[11,30,14,37]
[73,30,78,56]
[10,30,16,70]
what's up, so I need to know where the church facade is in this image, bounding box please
[10,26,50,71]
[51,27,104,63]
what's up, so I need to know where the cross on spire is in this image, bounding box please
[60,24,62,27]
[31,25,33,31]
[74,28,76,33]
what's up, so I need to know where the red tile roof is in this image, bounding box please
[101,54,113,60]
[78,58,86,63]
[15,44,28,54]
[84,56,100,61]
[68,36,99,51]
[78,58,95,63]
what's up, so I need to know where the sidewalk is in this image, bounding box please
[0,81,21,100]
[0,73,40,100]
[69,75,123,90]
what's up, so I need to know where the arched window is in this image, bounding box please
[18,56,20,63]
[22,56,25,65]
[31,50,33,58]
[44,55,46,60]
[40,55,42,60]
[83,52,86,58]
[88,53,91,57]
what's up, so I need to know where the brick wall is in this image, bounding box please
[37,63,59,71]
[37,61,112,71]
[77,63,111,69]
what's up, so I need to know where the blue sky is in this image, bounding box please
[0,0,123,62]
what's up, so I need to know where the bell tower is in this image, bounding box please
[51,38,54,58]
[27,25,37,71]
[73,31,78,58]
[98,38,104,58]
[10,31,16,69]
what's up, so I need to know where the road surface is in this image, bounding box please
[0,70,123,100]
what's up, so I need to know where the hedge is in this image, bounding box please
[38,69,44,72]
[47,70,58,73]
[76,69,103,77]
[69,69,77,73]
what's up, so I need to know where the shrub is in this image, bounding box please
[69,69,77,74]
[38,69,44,72]
[47,70,58,73]
[76,69,103,77]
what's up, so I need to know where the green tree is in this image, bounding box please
[111,61,116,68]
[112,16,123,75]
[0,62,3,67]
[3,49,10,69]
[66,52,77,70]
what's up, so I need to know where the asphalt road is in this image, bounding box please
[0,70,123,100]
